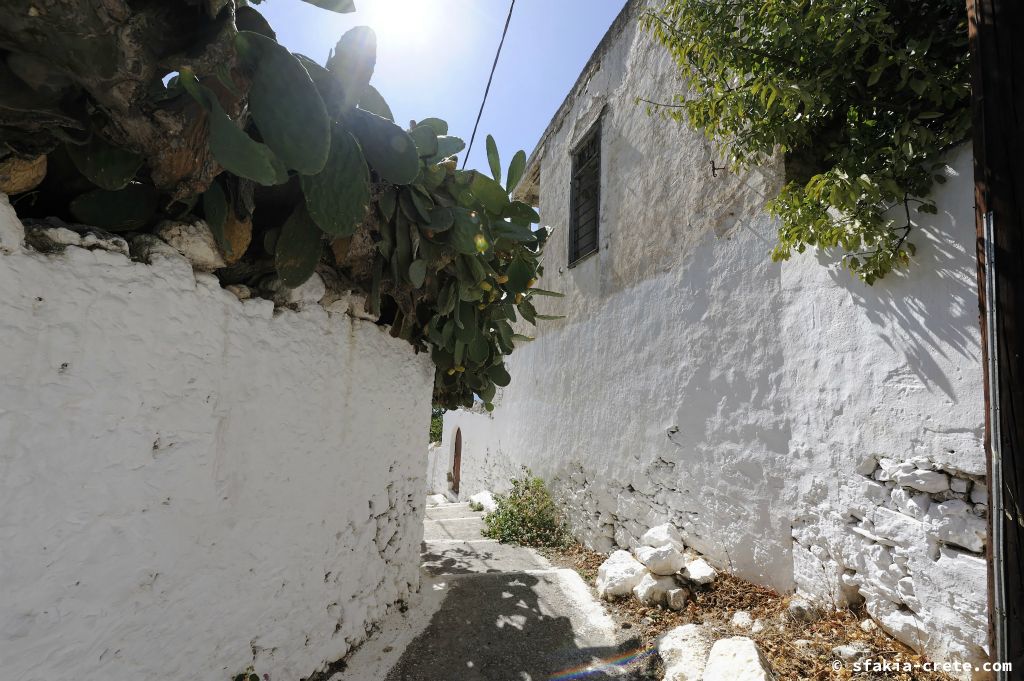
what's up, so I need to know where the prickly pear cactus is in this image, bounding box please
[0,0,556,410]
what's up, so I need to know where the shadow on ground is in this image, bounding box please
[385,572,646,680]
[420,542,502,576]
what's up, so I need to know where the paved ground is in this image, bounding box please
[337,502,638,681]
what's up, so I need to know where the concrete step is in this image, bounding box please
[424,503,482,521]
[421,539,551,576]
[423,516,486,541]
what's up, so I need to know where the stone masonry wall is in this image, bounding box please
[0,194,434,681]
[438,1,989,675]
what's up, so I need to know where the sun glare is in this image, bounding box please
[360,0,441,50]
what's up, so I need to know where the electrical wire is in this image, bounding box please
[462,0,516,169]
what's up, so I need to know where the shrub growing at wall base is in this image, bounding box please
[482,468,568,548]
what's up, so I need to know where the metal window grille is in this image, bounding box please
[569,121,601,266]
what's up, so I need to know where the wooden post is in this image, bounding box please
[967,0,1024,672]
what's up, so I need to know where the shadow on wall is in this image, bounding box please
[820,201,978,400]
[384,572,641,681]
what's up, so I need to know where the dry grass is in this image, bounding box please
[540,543,956,681]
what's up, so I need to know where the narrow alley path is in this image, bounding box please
[338,502,638,681]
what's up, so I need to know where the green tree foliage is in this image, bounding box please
[482,468,568,548]
[0,1,559,409]
[429,408,444,444]
[642,0,971,283]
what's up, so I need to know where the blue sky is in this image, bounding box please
[258,0,628,173]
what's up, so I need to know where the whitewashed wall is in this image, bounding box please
[426,406,504,499]
[443,1,989,675]
[0,195,433,681]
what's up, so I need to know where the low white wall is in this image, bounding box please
[0,196,434,681]
[443,2,989,673]
[427,407,508,500]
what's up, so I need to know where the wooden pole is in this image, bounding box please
[967,0,1024,672]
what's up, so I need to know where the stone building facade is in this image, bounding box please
[432,0,990,674]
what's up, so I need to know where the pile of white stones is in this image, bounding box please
[594,523,717,610]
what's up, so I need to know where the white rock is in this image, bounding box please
[632,572,677,606]
[863,543,894,573]
[891,488,931,519]
[595,550,647,599]
[793,639,813,649]
[682,557,717,585]
[832,643,872,662]
[702,636,773,681]
[909,456,936,471]
[80,231,129,256]
[658,624,711,681]
[971,482,988,504]
[855,454,878,476]
[750,619,765,634]
[225,284,252,301]
[887,561,907,581]
[155,219,225,271]
[300,272,327,304]
[0,193,24,253]
[950,477,970,494]
[633,543,686,575]
[876,458,908,481]
[868,507,926,547]
[639,523,684,550]
[469,490,497,513]
[862,480,890,504]
[731,610,754,629]
[863,589,928,650]
[666,586,691,611]
[860,619,878,633]
[926,499,987,553]
[347,292,378,321]
[892,468,950,493]
[130,233,188,264]
[425,494,448,507]
[33,226,81,247]
[262,272,327,307]
[896,577,921,611]
[787,596,818,621]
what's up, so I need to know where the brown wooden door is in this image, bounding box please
[451,429,462,495]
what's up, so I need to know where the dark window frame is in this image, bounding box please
[568,119,602,267]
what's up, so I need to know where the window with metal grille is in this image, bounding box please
[568,120,601,266]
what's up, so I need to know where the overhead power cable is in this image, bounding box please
[462,0,516,170]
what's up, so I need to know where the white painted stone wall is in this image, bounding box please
[442,1,989,675]
[426,405,505,500]
[0,195,434,681]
